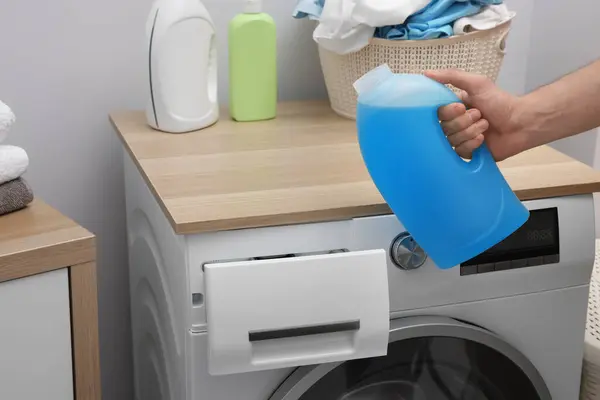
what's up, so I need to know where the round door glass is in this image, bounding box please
[296,336,543,400]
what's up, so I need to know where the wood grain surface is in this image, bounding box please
[110,100,600,234]
[70,261,101,400]
[0,199,95,282]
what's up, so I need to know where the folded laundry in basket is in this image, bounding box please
[293,0,507,54]
[0,178,33,216]
[453,4,515,35]
[0,145,28,185]
[374,0,502,40]
[294,0,432,54]
[375,1,480,40]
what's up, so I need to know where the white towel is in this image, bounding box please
[453,4,515,35]
[0,101,15,143]
[0,145,28,185]
[313,0,431,55]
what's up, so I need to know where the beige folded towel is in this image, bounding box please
[0,178,33,216]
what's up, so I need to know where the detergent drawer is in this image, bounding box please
[203,249,390,375]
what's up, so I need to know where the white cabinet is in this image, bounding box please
[0,269,74,400]
[0,200,99,400]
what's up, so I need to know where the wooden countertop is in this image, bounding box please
[0,199,95,282]
[110,100,600,235]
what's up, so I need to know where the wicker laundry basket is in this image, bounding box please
[318,20,512,119]
[582,240,600,399]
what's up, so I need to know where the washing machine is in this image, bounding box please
[124,154,594,400]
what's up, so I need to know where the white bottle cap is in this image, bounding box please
[245,0,262,13]
[353,64,394,94]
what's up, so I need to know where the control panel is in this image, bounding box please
[460,207,560,276]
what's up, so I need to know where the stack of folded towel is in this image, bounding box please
[0,100,33,216]
[293,0,515,55]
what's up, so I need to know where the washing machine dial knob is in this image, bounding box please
[390,232,427,270]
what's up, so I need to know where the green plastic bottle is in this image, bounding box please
[228,0,277,122]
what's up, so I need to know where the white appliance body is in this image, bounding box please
[145,0,218,133]
[124,153,595,400]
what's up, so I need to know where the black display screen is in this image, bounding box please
[461,207,559,266]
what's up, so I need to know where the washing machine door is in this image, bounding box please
[269,316,551,400]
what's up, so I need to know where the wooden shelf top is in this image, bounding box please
[110,100,600,235]
[0,199,95,282]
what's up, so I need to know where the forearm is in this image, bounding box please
[518,60,600,149]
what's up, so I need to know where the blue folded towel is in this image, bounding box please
[375,24,455,41]
[410,0,501,22]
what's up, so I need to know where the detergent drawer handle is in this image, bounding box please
[249,320,361,342]
[204,249,389,375]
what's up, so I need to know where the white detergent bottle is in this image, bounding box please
[145,0,219,133]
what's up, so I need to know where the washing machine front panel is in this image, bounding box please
[392,284,589,400]
[353,194,595,314]
[188,287,584,400]
[189,194,594,328]
[270,317,551,400]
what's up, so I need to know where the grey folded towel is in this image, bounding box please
[0,178,33,216]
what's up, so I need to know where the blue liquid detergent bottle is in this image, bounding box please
[354,64,530,269]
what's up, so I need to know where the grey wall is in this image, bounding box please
[0,2,149,399]
[522,0,600,236]
[524,0,600,167]
[0,1,324,399]
[0,0,594,398]
[496,0,535,95]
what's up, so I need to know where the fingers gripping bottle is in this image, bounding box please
[354,64,529,269]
